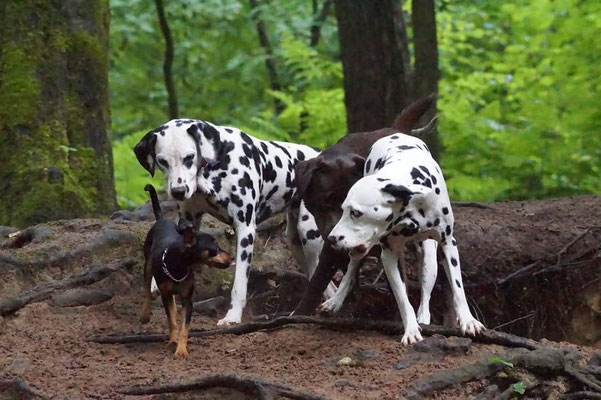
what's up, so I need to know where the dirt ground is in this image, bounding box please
[1,195,601,399]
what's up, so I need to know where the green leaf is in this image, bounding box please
[488,357,514,368]
[512,381,526,394]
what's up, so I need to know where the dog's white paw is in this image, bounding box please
[217,309,242,326]
[401,325,424,346]
[318,297,343,313]
[323,282,338,300]
[416,307,431,325]
[150,278,159,298]
[459,318,485,336]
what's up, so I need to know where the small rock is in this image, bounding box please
[354,349,380,360]
[50,289,113,307]
[413,335,472,355]
[337,356,358,367]
[335,380,350,387]
[393,359,414,370]
[31,226,53,243]
[588,351,601,368]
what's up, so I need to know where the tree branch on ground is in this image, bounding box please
[88,315,542,350]
[117,373,323,400]
[0,258,135,316]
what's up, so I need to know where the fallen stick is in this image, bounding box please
[0,257,135,316]
[117,373,323,400]
[88,315,542,350]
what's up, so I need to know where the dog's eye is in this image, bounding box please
[158,158,169,169]
[350,209,363,219]
[183,154,194,169]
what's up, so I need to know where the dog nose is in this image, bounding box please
[354,244,366,253]
[171,186,186,200]
[327,235,337,245]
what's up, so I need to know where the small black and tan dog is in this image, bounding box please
[140,184,232,357]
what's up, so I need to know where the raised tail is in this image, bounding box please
[391,93,437,133]
[144,184,162,220]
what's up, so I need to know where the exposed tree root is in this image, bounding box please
[88,315,541,350]
[117,373,323,400]
[0,258,135,316]
[562,391,601,399]
[0,227,138,269]
[404,347,601,399]
[0,378,50,400]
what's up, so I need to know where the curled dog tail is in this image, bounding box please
[391,93,437,133]
[144,184,162,220]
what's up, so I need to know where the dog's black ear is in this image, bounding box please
[294,159,318,197]
[381,184,415,206]
[134,130,158,176]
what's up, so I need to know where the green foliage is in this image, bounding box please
[110,0,601,207]
[511,381,526,395]
[113,132,164,209]
[488,357,514,368]
[242,35,346,148]
[438,0,601,201]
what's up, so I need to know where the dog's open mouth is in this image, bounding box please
[206,252,234,269]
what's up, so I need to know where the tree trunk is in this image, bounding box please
[154,0,179,119]
[248,0,285,115]
[411,0,440,159]
[0,0,116,228]
[334,0,411,132]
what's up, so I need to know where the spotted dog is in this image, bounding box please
[134,119,323,326]
[326,133,485,345]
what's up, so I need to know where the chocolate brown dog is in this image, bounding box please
[139,184,232,357]
[293,94,437,314]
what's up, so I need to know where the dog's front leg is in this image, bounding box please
[161,294,179,344]
[415,239,438,325]
[318,255,362,313]
[175,289,193,357]
[440,235,485,336]
[381,248,422,345]
[218,222,256,326]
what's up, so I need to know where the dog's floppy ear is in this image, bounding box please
[350,153,366,173]
[134,130,158,176]
[294,159,318,197]
[381,184,417,206]
[177,219,196,248]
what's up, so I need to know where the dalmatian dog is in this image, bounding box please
[134,119,328,326]
[325,132,485,345]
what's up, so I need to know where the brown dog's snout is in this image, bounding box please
[353,244,366,253]
[327,235,337,245]
[206,251,233,269]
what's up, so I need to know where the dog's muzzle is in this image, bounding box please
[171,186,186,200]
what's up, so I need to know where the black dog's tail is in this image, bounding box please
[144,184,162,220]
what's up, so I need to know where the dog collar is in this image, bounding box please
[161,248,189,282]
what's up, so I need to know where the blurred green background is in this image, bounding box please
[110,0,601,208]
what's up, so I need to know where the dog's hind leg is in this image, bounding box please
[161,294,179,344]
[381,248,423,345]
[139,259,153,324]
[440,235,485,336]
[175,285,194,357]
[415,239,438,325]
